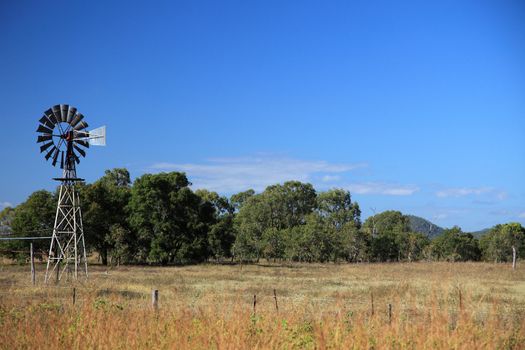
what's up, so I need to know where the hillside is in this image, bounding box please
[470,228,491,238]
[407,215,444,238]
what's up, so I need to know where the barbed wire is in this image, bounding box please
[0,236,52,240]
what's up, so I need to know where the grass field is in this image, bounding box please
[1,262,524,349]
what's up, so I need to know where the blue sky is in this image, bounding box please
[0,0,523,231]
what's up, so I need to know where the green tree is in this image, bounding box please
[479,223,525,263]
[4,190,55,261]
[195,189,235,261]
[82,168,132,265]
[317,189,361,229]
[363,211,411,262]
[316,189,364,262]
[430,226,480,261]
[0,206,15,235]
[230,189,255,212]
[232,194,267,262]
[233,181,316,262]
[128,172,214,264]
[283,214,332,262]
[107,223,134,266]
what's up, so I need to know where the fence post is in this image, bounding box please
[273,289,279,311]
[30,243,35,285]
[388,303,392,324]
[253,294,257,315]
[512,246,517,270]
[73,287,76,305]
[458,289,462,311]
[370,292,374,316]
[152,289,159,310]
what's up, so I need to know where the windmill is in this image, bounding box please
[36,104,106,282]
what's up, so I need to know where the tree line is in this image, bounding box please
[0,168,523,265]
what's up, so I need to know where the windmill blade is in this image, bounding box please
[37,134,52,143]
[52,148,60,166]
[45,108,58,124]
[73,120,88,131]
[45,146,57,160]
[66,106,77,123]
[74,139,90,148]
[39,115,54,129]
[70,113,84,128]
[60,104,69,123]
[60,151,64,169]
[40,141,54,153]
[37,124,54,134]
[73,144,86,157]
[72,152,80,164]
[52,105,62,123]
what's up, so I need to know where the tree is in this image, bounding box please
[128,172,214,264]
[232,194,267,262]
[430,226,480,261]
[232,181,316,262]
[82,168,132,265]
[363,211,411,262]
[264,181,317,228]
[479,223,525,263]
[397,232,430,262]
[3,190,55,260]
[230,189,255,212]
[195,189,235,261]
[0,206,15,235]
[107,224,134,266]
[316,189,364,262]
[283,214,332,262]
[317,189,361,229]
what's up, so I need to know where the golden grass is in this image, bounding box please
[1,262,524,349]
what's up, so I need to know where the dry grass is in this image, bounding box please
[1,262,524,349]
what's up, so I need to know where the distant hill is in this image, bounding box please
[470,228,491,238]
[407,215,444,239]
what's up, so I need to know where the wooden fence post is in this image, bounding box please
[388,303,392,324]
[273,289,279,311]
[512,246,517,270]
[73,287,76,305]
[253,294,257,315]
[370,292,374,316]
[458,289,462,311]
[152,289,159,310]
[30,243,35,285]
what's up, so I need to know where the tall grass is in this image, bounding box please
[1,262,524,349]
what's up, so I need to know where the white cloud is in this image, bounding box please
[345,182,420,196]
[150,155,419,196]
[150,155,367,193]
[436,187,507,200]
[433,213,448,220]
[0,202,13,209]
[322,175,341,182]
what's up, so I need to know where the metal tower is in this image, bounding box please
[46,162,88,282]
[36,104,105,282]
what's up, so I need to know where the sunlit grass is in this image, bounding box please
[1,262,524,349]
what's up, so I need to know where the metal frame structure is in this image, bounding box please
[36,104,105,283]
[45,176,88,282]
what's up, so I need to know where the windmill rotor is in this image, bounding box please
[36,104,105,170]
